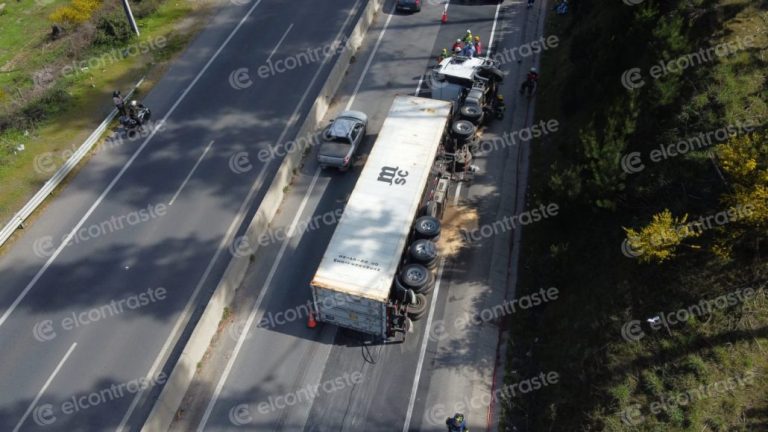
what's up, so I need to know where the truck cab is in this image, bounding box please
[429,56,503,122]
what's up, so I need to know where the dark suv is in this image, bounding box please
[396,0,421,12]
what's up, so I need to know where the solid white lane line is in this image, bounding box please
[199,0,392,425]
[404,4,504,430]
[402,259,446,432]
[487,2,502,54]
[194,0,369,428]
[120,1,360,430]
[169,140,215,206]
[13,343,77,432]
[266,23,294,64]
[417,0,452,98]
[115,1,279,429]
[205,0,463,428]
[118,18,347,430]
[118,151,269,432]
[197,167,322,431]
[415,73,425,97]
[0,0,265,330]
[345,1,397,111]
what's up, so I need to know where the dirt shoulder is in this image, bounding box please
[0,0,220,250]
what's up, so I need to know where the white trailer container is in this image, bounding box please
[310,96,453,339]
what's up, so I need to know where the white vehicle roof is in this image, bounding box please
[312,96,452,302]
[434,55,493,82]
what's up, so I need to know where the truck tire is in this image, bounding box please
[451,120,475,142]
[408,240,439,269]
[396,267,435,295]
[414,216,441,240]
[419,269,436,295]
[406,293,428,321]
[460,105,483,125]
[399,263,429,288]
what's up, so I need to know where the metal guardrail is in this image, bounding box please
[0,77,145,248]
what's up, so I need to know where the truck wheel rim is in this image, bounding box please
[405,267,425,282]
[414,241,437,259]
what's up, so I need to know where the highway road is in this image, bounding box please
[174,0,548,431]
[0,0,366,430]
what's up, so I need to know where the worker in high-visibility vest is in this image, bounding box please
[463,29,473,44]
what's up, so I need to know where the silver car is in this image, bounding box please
[317,111,368,171]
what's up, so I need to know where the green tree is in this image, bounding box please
[624,209,701,263]
[717,133,768,228]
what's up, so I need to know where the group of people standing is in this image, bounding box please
[440,29,483,60]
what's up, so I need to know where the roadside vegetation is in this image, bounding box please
[502,0,768,430]
[0,0,212,225]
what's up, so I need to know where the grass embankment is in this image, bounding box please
[0,0,211,226]
[501,1,768,431]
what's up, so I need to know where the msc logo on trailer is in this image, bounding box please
[377,166,409,186]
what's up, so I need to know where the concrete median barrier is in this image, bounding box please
[140,0,383,430]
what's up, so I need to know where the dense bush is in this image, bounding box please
[49,0,103,26]
[93,11,134,45]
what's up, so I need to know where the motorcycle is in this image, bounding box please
[120,100,151,129]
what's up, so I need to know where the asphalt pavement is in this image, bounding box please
[173,0,548,431]
[0,0,364,430]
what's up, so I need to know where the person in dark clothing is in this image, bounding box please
[446,413,469,432]
[519,67,539,96]
[113,90,126,116]
[462,42,476,58]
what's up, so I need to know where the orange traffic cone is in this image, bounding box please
[307,311,317,329]
[441,6,448,23]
